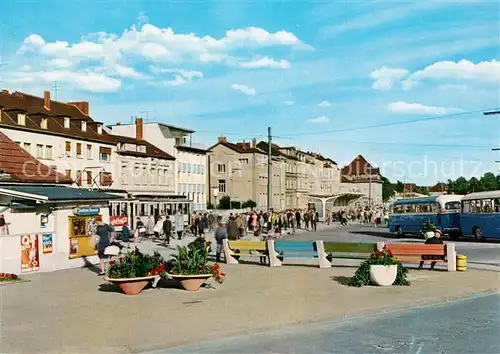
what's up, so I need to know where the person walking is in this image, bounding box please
[95,215,113,276]
[175,211,184,240]
[162,215,172,245]
[227,216,239,241]
[214,223,228,262]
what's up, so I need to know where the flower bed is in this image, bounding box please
[0,273,20,282]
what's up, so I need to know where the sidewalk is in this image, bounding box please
[1,261,499,353]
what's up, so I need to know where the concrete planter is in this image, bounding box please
[168,274,212,291]
[105,275,158,295]
[369,265,397,286]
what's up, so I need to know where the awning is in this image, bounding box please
[0,185,123,202]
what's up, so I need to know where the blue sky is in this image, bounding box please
[1,0,499,185]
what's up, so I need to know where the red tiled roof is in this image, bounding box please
[0,90,175,161]
[0,131,72,183]
[341,155,382,183]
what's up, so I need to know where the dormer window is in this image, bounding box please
[64,117,70,129]
[81,121,87,132]
[17,113,26,126]
[138,145,146,153]
[97,124,102,134]
[41,118,48,129]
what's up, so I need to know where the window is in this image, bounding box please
[142,166,148,185]
[64,117,70,129]
[177,183,181,193]
[65,169,72,178]
[217,164,226,173]
[36,144,44,158]
[76,143,82,157]
[23,142,31,154]
[99,172,113,187]
[151,167,157,185]
[445,202,461,211]
[45,145,53,159]
[86,171,93,185]
[65,141,71,156]
[494,198,500,213]
[87,144,93,159]
[482,199,493,213]
[41,118,48,129]
[163,169,168,184]
[121,165,127,185]
[15,141,21,146]
[76,170,82,186]
[158,169,164,185]
[218,179,226,193]
[97,124,103,134]
[99,147,111,162]
[182,163,187,172]
[81,121,87,132]
[200,165,204,174]
[187,164,192,173]
[430,202,440,213]
[134,166,140,185]
[239,158,249,164]
[17,113,26,125]
[177,162,182,172]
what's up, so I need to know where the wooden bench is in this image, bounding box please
[324,242,378,261]
[272,241,331,268]
[386,243,456,271]
[222,239,268,265]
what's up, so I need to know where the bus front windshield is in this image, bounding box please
[444,201,461,211]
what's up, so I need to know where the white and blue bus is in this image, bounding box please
[389,195,463,239]
[460,191,500,241]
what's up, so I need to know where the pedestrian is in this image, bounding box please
[94,215,113,276]
[214,223,228,262]
[175,211,184,240]
[153,216,163,239]
[419,229,444,270]
[121,222,131,244]
[227,216,239,240]
[162,215,172,245]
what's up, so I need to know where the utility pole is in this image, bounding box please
[368,165,372,208]
[267,127,272,212]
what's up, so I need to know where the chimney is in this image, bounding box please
[68,101,89,115]
[218,136,227,143]
[136,117,143,140]
[1,89,8,95]
[44,91,50,111]
[252,138,256,148]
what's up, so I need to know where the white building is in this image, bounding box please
[109,120,208,211]
[0,90,176,196]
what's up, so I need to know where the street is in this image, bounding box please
[161,292,500,354]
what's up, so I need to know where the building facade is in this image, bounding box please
[109,121,208,210]
[0,89,176,195]
[340,155,383,205]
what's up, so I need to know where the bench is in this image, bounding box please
[386,243,456,271]
[271,241,331,268]
[222,239,269,265]
[324,242,378,261]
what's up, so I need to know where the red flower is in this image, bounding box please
[119,256,123,262]
[110,259,116,265]
[220,272,225,277]
[387,249,393,256]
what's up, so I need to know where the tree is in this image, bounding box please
[382,177,395,201]
[451,177,469,195]
[480,172,498,191]
[242,199,257,209]
[468,177,481,193]
[206,202,214,210]
[395,180,404,193]
[218,195,231,209]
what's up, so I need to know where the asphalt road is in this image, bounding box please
[161,292,500,354]
[287,223,500,271]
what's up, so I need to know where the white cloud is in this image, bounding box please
[149,66,203,86]
[115,64,142,79]
[387,101,464,115]
[2,70,121,92]
[231,83,256,96]
[46,58,72,68]
[283,100,295,106]
[307,115,330,124]
[402,59,500,89]
[318,100,331,107]
[370,66,408,91]
[239,57,291,69]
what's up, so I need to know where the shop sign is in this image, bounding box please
[73,207,100,216]
[110,215,128,227]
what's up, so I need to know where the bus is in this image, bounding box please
[460,191,500,240]
[389,195,463,239]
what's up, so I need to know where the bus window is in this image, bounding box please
[420,203,430,213]
[495,198,500,213]
[482,199,493,213]
[462,200,470,213]
[445,201,461,211]
[430,202,440,213]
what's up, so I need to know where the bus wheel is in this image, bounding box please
[473,227,484,241]
[395,226,403,238]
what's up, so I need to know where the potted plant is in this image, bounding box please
[105,248,166,295]
[0,272,20,283]
[348,246,410,287]
[420,221,437,239]
[166,238,225,291]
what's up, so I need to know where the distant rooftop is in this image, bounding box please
[108,121,195,134]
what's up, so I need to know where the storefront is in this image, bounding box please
[0,185,122,274]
